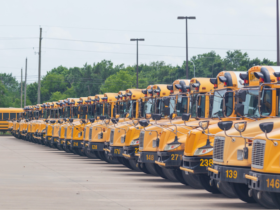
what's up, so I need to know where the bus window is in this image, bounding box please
[3,113,9,120]
[17,113,20,120]
[10,113,16,120]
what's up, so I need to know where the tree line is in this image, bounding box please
[0,50,276,107]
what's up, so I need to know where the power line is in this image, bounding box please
[41,25,276,37]
[44,38,276,52]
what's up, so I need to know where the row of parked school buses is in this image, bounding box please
[8,65,280,208]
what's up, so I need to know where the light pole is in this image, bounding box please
[130,38,145,88]
[177,16,196,79]
[277,0,279,65]
[190,60,195,77]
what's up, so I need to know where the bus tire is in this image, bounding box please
[138,163,150,174]
[181,172,203,189]
[197,174,220,194]
[215,181,236,198]
[271,192,280,209]
[230,183,256,203]
[252,190,276,209]
[161,168,178,182]
[173,168,188,185]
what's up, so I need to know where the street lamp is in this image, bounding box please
[190,60,195,77]
[177,16,196,79]
[130,38,145,88]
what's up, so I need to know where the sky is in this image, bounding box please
[0,0,278,83]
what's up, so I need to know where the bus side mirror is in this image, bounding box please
[111,118,119,124]
[259,122,273,134]
[89,118,95,123]
[236,90,247,102]
[152,114,161,121]
[99,116,106,120]
[182,113,191,122]
[139,119,149,127]
[218,121,233,131]
[235,104,244,117]
[69,119,73,123]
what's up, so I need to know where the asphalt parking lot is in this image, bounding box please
[0,136,263,210]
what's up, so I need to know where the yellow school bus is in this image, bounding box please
[0,108,24,133]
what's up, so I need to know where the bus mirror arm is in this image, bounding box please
[264,132,280,146]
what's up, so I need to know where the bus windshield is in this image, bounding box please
[126,100,136,118]
[142,99,153,117]
[59,108,64,118]
[65,107,70,118]
[104,103,111,118]
[95,103,103,117]
[242,89,260,118]
[176,96,188,116]
[152,98,164,116]
[88,105,95,118]
[212,89,233,118]
[80,106,87,119]
[118,101,127,117]
[189,94,198,118]
[72,107,79,119]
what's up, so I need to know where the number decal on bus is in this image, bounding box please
[266,179,280,189]
[114,149,120,154]
[73,142,79,147]
[225,170,238,179]
[171,154,179,161]
[135,148,139,154]
[146,155,154,161]
[92,145,97,150]
[200,159,213,167]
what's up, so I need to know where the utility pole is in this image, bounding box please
[38,27,42,104]
[130,38,145,88]
[24,58,27,107]
[21,68,23,108]
[277,0,280,65]
[177,16,196,79]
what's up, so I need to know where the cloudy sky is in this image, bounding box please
[0,0,278,82]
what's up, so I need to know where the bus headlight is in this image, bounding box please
[194,148,213,156]
[164,143,181,151]
[130,139,139,145]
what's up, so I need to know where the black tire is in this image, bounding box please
[154,164,167,179]
[98,151,107,161]
[93,151,101,159]
[122,158,133,169]
[104,153,120,164]
[173,168,188,185]
[181,172,203,189]
[64,146,72,153]
[215,181,237,198]
[138,163,151,174]
[85,150,97,159]
[230,183,256,203]
[161,168,178,182]
[198,174,220,194]
[145,163,160,176]
[271,192,280,209]
[128,159,141,171]
[252,190,276,209]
